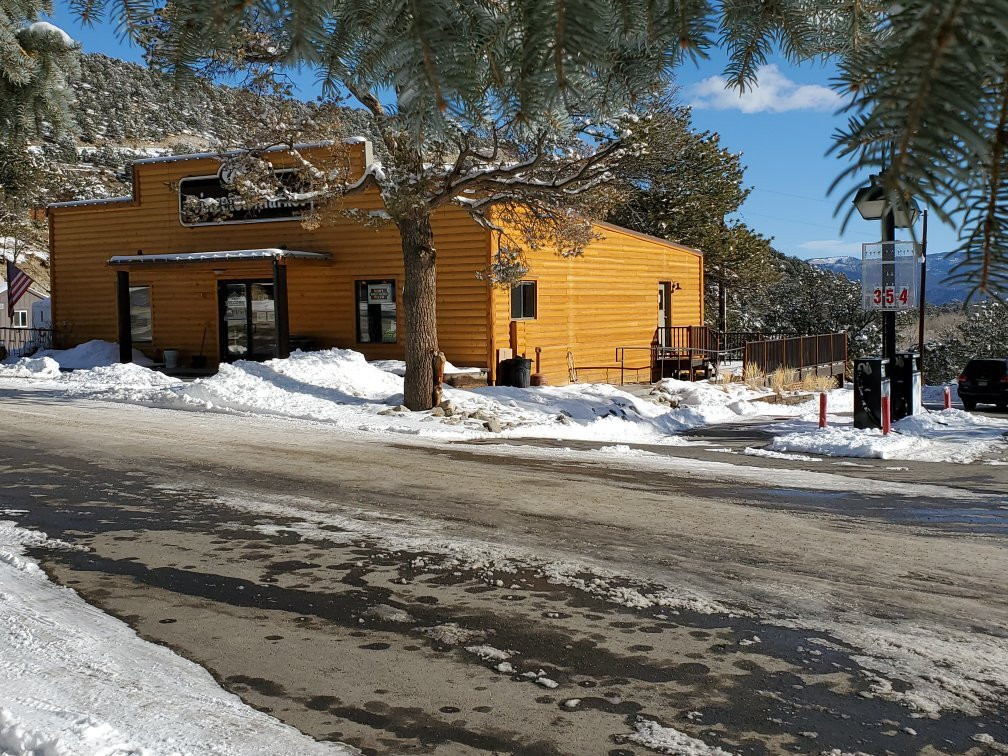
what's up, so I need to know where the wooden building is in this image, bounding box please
[47,141,703,385]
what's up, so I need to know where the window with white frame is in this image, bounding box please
[12,310,28,328]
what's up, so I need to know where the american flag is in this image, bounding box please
[6,261,33,321]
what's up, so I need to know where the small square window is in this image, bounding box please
[510,281,537,320]
[356,280,397,343]
[12,310,28,328]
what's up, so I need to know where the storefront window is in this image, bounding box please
[129,286,152,342]
[356,280,397,343]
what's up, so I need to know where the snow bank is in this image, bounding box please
[768,409,1008,463]
[0,520,352,755]
[626,718,733,755]
[370,358,482,376]
[0,346,844,446]
[48,349,807,444]
[0,356,60,379]
[38,340,154,370]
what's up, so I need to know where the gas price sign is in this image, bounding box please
[861,241,921,311]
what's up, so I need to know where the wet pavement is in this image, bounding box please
[2,440,1007,755]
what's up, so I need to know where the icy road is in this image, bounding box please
[1,388,1007,755]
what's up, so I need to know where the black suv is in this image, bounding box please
[957,358,1008,411]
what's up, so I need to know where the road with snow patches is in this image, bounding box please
[1,386,1007,755]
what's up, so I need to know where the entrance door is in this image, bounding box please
[657,281,672,347]
[219,281,276,361]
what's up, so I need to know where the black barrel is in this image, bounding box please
[511,357,533,388]
[496,357,515,386]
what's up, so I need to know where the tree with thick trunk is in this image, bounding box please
[398,214,439,410]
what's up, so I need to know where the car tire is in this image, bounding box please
[962,399,977,411]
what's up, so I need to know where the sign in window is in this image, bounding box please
[356,280,397,343]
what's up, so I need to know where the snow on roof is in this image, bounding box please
[107,249,331,265]
[47,196,133,210]
[131,138,371,166]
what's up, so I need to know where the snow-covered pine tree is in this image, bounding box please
[72,0,1008,301]
[1,1,79,138]
[1,1,79,263]
[99,0,696,410]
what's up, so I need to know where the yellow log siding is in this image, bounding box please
[49,146,491,370]
[50,143,703,384]
[491,222,703,386]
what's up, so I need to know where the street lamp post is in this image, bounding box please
[881,206,896,365]
[852,172,921,365]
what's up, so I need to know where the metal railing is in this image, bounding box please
[655,326,791,358]
[743,333,848,378]
[612,328,848,385]
[0,327,54,360]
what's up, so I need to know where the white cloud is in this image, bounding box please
[690,64,841,113]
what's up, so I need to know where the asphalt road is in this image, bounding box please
[1,387,1006,755]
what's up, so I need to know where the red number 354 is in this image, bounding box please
[873,287,909,306]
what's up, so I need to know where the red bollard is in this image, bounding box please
[943,386,951,409]
[819,392,827,428]
[881,395,891,435]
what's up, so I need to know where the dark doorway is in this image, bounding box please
[218,281,276,362]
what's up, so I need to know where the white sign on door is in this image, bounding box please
[368,283,394,304]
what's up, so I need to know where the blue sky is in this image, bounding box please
[46,4,954,262]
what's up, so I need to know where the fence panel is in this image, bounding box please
[743,333,848,379]
[0,328,54,360]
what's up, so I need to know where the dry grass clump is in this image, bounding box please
[710,369,742,388]
[799,373,838,392]
[769,367,799,395]
[742,364,766,390]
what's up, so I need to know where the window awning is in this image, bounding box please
[108,249,330,265]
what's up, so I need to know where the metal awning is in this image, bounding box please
[108,248,330,265]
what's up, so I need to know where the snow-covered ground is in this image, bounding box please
[768,408,1008,463]
[1,341,1005,463]
[0,343,847,446]
[0,519,353,755]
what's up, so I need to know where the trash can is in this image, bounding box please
[163,349,180,370]
[496,358,515,387]
[890,352,922,421]
[853,357,890,429]
[511,357,533,388]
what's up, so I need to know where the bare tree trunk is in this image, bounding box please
[399,214,439,410]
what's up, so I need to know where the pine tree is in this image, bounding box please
[63,0,1008,401]
[118,0,687,409]
[1,1,79,137]
[748,254,881,358]
[608,105,777,329]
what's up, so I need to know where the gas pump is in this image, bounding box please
[854,357,891,430]
[890,352,922,421]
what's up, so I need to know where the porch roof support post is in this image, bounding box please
[116,270,132,364]
[273,257,290,359]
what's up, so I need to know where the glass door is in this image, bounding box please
[219,281,275,361]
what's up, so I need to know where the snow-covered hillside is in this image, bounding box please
[35,54,376,205]
[806,253,971,305]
